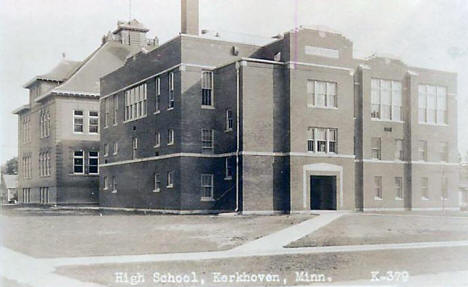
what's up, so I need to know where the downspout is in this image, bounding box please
[235,61,240,212]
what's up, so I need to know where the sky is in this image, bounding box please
[0,0,467,164]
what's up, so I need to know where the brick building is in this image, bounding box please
[99,0,459,213]
[13,20,157,205]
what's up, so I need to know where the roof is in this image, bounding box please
[12,104,30,115]
[2,174,18,189]
[23,60,82,88]
[113,19,149,34]
[35,40,133,102]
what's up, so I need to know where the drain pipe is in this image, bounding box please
[235,61,240,213]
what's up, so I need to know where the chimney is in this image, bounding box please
[181,0,199,35]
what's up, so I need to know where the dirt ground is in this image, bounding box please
[55,246,468,286]
[0,208,312,258]
[287,213,468,248]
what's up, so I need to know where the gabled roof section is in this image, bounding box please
[12,104,30,115]
[23,60,82,88]
[35,40,133,102]
[2,174,18,189]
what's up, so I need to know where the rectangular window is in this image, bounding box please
[155,132,160,148]
[441,176,448,200]
[440,142,448,162]
[307,80,337,108]
[419,84,447,125]
[73,151,84,174]
[132,137,138,159]
[124,83,147,121]
[88,152,99,174]
[201,129,214,149]
[113,142,119,155]
[418,140,427,161]
[168,129,174,145]
[168,72,175,109]
[105,98,110,127]
[104,144,109,157]
[371,137,381,160]
[226,109,233,131]
[112,176,117,193]
[113,95,118,125]
[225,158,232,179]
[201,174,214,201]
[395,177,403,200]
[104,176,108,190]
[46,152,50,176]
[307,128,337,153]
[89,111,99,133]
[421,177,429,199]
[371,79,402,121]
[395,139,404,160]
[167,171,174,188]
[201,71,213,106]
[154,174,161,192]
[73,110,84,133]
[155,77,161,112]
[374,176,383,200]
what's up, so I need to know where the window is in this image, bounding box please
[89,111,99,133]
[395,177,403,200]
[201,129,214,149]
[440,142,448,162]
[39,152,50,177]
[23,188,31,203]
[112,176,117,193]
[73,110,84,133]
[22,155,32,179]
[371,137,381,160]
[167,171,174,188]
[104,176,108,190]
[201,71,213,106]
[40,187,49,204]
[201,174,214,201]
[113,142,119,155]
[421,177,429,200]
[132,137,138,159]
[40,109,50,138]
[307,128,337,153]
[22,115,31,143]
[419,85,447,124]
[124,83,147,121]
[441,176,448,200]
[226,109,233,131]
[374,176,382,200]
[168,129,174,145]
[225,158,232,180]
[168,72,175,109]
[307,80,337,108]
[155,132,160,148]
[73,151,84,174]
[371,79,402,121]
[104,144,109,157]
[155,77,161,112]
[418,140,427,161]
[154,174,161,192]
[105,98,110,127]
[89,152,99,174]
[113,95,118,125]
[395,139,404,161]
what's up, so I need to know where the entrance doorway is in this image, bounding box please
[310,176,336,210]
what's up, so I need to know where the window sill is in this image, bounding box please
[73,132,84,134]
[374,197,383,201]
[201,105,215,110]
[154,145,160,149]
[307,105,338,110]
[225,129,233,133]
[113,153,118,156]
[112,190,117,194]
[167,143,174,146]
[224,177,232,181]
[422,197,429,201]
[113,123,118,127]
[419,122,448,127]
[371,118,404,124]
[167,185,174,189]
[441,197,448,201]
[89,132,99,135]
[153,189,160,193]
[201,197,215,202]
[154,111,161,115]
[167,107,174,111]
[123,115,148,124]
[395,197,403,201]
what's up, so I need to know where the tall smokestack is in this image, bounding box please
[181,0,199,35]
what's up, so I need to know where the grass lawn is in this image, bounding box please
[55,246,468,286]
[0,209,312,258]
[287,213,468,248]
